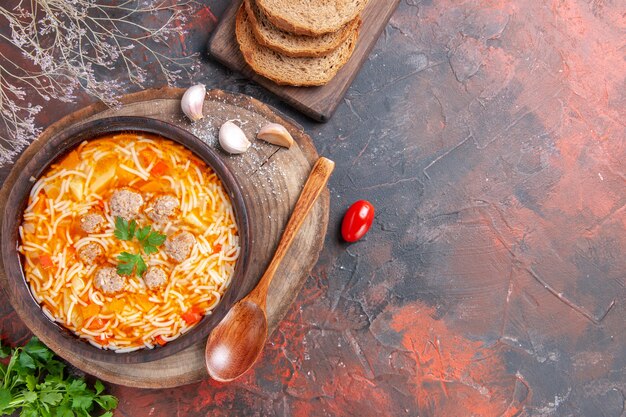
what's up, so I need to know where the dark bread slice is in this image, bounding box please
[255,0,368,36]
[235,6,359,87]
[244,0,359,58]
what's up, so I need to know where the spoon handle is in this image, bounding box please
[249,157,335,306]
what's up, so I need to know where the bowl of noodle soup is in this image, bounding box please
[1,117,251,363]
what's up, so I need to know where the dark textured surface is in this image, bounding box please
[1,0,625,416]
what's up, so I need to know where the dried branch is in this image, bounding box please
[0,0,198,166]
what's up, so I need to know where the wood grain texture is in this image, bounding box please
[208,0,400,122]
[0,87,329,388]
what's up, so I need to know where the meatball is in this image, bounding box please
[109,188,143,220]
[146,194,179,223]
[79,211,105,233]
[77,242,104,265]
[143,266,168,290]
[94,267,124,294]
[164,231,195,263]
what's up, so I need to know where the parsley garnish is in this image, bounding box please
[113,217,136,241]
[0,337,117,417]
[134,225,167,255]
[116,252,147,277]
[113,217,166,277]
[113,217,166,255]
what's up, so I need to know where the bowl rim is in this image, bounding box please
[1,116,251,364]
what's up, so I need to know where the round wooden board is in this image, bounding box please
[0,87,329,388]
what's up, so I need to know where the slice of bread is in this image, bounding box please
[235,6,359,86]
[244,0,359,58]
[255,0,368,36]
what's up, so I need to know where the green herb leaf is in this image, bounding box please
[22,390,37,403]
[114,218,166,262]
[113,217,136,241]
[0,387,11,409]
[0,337,118,416]
[134,225,151,242]
[116,252,146,277]
[71,395,92,411]
[144,231,166,254]
[67,380,87,396]
[135,255,147,277]
[94,395,117,411]
[41,391,63,406]
[21,408,39,417]
[24,337,52,363]
[18,352,35,370]
[94,381,104,395]
[135,225,166,255]
[0,340,10,358]
[44,358,65,376]
[56,405,74,417]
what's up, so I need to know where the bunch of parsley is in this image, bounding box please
[114,217,166,277]
[0,337,117,417]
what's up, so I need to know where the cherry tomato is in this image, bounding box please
[341,200,375,242]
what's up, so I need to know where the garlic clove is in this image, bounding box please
[256,123,294,148]
[219,121,251,154]
[181,84,206,122]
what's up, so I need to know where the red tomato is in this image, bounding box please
[154,335,167,346]
[341,200,375,242]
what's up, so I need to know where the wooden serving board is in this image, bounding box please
[208,0,400,122]
[0,87,329,388]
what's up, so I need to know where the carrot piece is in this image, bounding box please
[212,244,222,254]
[82,303,101,319]
[139,150,155,166]
[62,150,81,168]
[108,298,125,313]
[190,305,205,315]
[139,181,164,193]
[135,295,153,312]
[155,335,167,346]
[181,310,202,325]
[88,318,107,330]
[151,161,169,176]
[39,255,54,270]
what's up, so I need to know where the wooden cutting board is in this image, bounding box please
[208,0,400,122]
[0,87,329,388]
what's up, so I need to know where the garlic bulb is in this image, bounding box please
[257,123,294,148]
[181,84,206,122]
[219,121,251,154]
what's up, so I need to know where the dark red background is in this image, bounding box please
[1,0,625,415]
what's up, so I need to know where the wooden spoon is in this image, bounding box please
[205,157,335,382]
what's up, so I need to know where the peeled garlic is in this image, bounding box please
[181,84,206,122]
[257,123,294,148]
[219,121,251,154]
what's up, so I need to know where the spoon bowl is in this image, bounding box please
[205,300,268,382]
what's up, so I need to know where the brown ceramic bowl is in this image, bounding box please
[1,116,251,364]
